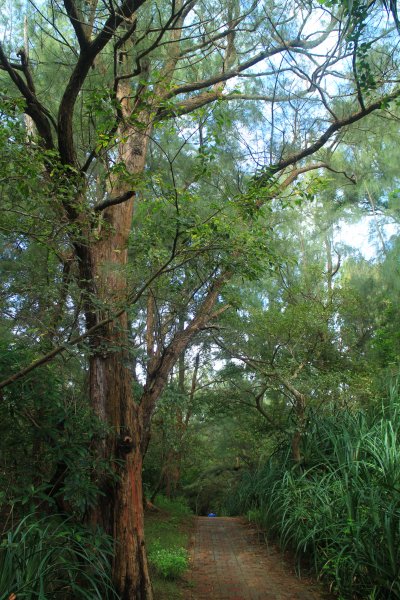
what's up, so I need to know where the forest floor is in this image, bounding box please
[184,517,334,600]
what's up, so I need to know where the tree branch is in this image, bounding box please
[0,245,187,391]
[63,0,89,48]
[58,0,148,165]
[0,314,125,392]
[156,89,221,120]
[163,21,336,101]
[94,190,135,212]
[141,272,230,401]
[262,89,400,181]
[0,44,54,148]
[220,91,312,103]
[278,162,328,190]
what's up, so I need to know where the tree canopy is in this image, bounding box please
[0,0,400,598]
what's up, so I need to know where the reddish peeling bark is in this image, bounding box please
[86,113,154,596]
[88,307,155,597]
[82,61,227,595]
[90,338,152,599]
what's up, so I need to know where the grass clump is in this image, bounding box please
[0,513,116,599]
[231,385,400,599]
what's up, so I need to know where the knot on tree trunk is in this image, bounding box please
[117,434,134,455]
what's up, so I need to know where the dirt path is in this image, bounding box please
[186,517,331,600]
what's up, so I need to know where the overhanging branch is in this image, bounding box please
[163,19,336,100]
[262,89,400,181]
[0,246,186,391]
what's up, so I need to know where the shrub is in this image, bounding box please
[148,544,188,579]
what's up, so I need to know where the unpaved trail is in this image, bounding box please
[186,517,332,600]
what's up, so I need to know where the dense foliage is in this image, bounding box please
[231,383,400,598]
[1,0,400,597]
[0,515,115,599]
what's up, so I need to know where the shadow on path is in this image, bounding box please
[186,517,333,600]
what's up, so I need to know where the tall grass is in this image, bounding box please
[0,514,116,599]
[231,386,400,599]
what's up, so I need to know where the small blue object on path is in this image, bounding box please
[208,513,216,517]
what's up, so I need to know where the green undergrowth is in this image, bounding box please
[145,495,193,599]
[231,385,400,599]
[0,513,116,599]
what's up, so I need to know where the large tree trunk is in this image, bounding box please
[85,117,154,597]
[89,316,152,599]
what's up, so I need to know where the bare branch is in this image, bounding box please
[279,162,328,190]
[262,89,400,181]
[164,17,336,101]
[209,304,231,320]
[220,90,312,102]
[156,88,221,119]
[163,43,302,99]
[277,162,356,197]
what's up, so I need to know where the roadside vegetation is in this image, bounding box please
[231,383,400,599]
[145,497,193,600]
[0,514,115,599]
